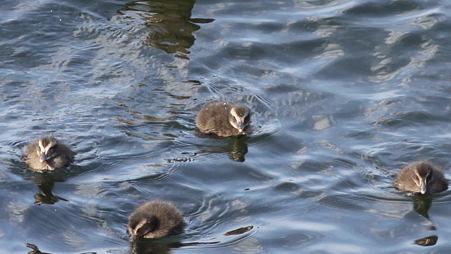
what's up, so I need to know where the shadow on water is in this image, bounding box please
[122,0,214,59]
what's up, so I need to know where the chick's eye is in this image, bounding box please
[48,145,58,153]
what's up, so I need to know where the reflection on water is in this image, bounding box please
[123,0,214,59]
[224,225,253,236]
[196,136,249,162]
[228,137,248,162]
[130,223,254,253]
[26,243,50,254]
[131,239,226,254]
[32,173,66,205]
[131,240,172,254]
[414,235,438,247]
[26,242,98,254]
[412,195,432,219]
[410,195,438,247]
[3,0,451,253]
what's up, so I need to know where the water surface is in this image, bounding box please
[1,0,451,253]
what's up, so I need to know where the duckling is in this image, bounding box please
[196,101,251,137]
[394,161,448,194]
[128,200,184,240]
[23,137,75,172]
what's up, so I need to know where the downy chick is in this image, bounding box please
[128,200,184,240]
[23,136,75,172]
[196,101,251,137]
[394,161,448,194]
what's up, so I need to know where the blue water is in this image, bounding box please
[1,0,451,253]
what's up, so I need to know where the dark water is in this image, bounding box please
[1,0,451,253]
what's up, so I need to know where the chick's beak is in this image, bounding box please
[419,178,427,194]
[39,154,47,163]
[238,121,246,133]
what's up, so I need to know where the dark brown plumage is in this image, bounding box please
[23,137,75,172]
[394,161,448,194]
[195,101,251,137]
[128,200,184,240]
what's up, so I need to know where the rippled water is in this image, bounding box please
[1,0,451,253]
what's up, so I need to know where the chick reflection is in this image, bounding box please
[131,240,220,254]
[131,240,173,254]
[228,137,248,162]
[198,137,249,162]
[414,235,438,247]
[412,194,432,219]
[32,174,66,205]
[124,0,214,58]
[26,243,51,254]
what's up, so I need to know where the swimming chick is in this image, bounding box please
[23,137,75,172]
[128,200,184,240]
[394,161,448,194]
[195,101,251,137]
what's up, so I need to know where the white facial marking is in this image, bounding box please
[229,108,240,130]
[414,169,429,194]
[411,174,420,187]
[229,106,249,134]
[133,219,148,236]
[230,108,238,118]
[45,141,56,153]
[38,140,45,153]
